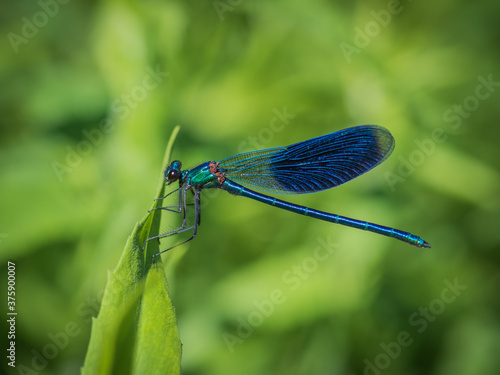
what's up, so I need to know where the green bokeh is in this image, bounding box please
[1,0,499,374]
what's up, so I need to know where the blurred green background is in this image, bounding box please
[1,0,500,374]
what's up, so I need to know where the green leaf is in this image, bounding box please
[82,126,182,375]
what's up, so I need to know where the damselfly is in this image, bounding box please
[145,125,430,262]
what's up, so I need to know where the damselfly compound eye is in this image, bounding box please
[167,169,179,181]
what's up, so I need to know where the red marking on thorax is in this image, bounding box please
[209,161,218,174]
[209,161,226,185]
[216,172,226,184]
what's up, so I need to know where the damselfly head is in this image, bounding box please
[165,160,182,184]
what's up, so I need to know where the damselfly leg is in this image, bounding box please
[144,185,202,264]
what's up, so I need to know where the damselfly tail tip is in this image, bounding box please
[421,240,431,249]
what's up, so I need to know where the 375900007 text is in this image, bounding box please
[7,261,17,367]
